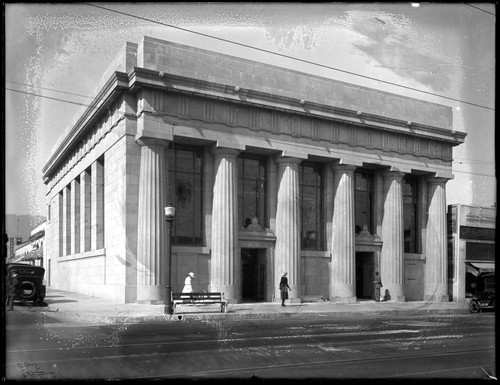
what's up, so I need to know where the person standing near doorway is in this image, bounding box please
[279,272,291,306]
[373,271,383,302]
[182,272,195,293]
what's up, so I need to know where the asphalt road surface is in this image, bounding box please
[4,310,495,380]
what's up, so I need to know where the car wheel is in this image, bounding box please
[469,299,480,313]
[21,281,37,301]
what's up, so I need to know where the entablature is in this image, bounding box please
[129,67,465,148]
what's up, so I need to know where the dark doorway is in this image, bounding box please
[241,249,265,302]
[356,252,375,299]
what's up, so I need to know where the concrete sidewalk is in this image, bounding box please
[14,289,470,325]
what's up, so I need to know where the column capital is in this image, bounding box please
[381,169,406,181]
[331,163,358,174]
[211,147,240,159]
[136,137,170,149]
[426,176,451,186]
[275,156,302,167]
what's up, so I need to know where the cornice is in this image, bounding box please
[43,65,465,180]
[42,72,129,178]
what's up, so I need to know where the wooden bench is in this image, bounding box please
[171,292,228,314]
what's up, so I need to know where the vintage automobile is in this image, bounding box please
[6,263,46,306]
[469,272,495,313]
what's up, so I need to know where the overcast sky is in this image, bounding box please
[4,3,496,218]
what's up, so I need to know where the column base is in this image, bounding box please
[380,285,404,302]
[424,294,450,302]
[137,285,165,303]
[424,284,449,302]
[329,284,356,300]
[209,284,238,302]
[137,299,168,305]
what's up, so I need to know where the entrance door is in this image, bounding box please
[241,249,265,302]
[355,252,375,299]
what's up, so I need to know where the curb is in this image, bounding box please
[96,307,470,325]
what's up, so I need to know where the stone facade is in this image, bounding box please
[42,36,466,304]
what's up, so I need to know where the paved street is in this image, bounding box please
[4,293,495,380]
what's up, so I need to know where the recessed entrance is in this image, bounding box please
[356,252,375,299]
[241,248,266,302]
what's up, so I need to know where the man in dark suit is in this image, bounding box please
[373,271,383,302]
[279,272,291,306]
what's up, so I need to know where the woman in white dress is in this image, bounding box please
[182,272,195,293]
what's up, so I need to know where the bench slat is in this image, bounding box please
[172,292,225,300]
[171,292,228,314]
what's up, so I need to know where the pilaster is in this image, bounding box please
[70,178,80,255]
[57,192,63,257]
[63,185,71,256]
[80,169,91,253]
[91,159,104,250]
[330,164,357,303]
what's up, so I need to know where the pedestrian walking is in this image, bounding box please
[279,272,291,306]
[6,272,21,311]
[373,271,383,302]
[182,272,195,293]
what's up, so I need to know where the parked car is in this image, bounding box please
[5,263,46,306]
[469,272,495,313]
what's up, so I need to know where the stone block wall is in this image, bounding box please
[44,104,138,302]
[301,254,330,298]
[172,248,210,293]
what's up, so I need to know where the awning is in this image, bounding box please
[465,262,495,277]
[21,248,43,262]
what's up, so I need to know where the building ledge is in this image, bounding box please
[58,248,106,262]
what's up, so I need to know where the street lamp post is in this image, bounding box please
[164,203,175,314]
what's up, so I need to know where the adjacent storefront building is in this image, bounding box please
[42,36,466,304]
[447,204,496,302]
[13,222,45,268]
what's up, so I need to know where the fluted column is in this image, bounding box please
[136,138,169,303]
[210,147,240,301]
[330,164,357,303]
[381,170,405,302]
[275,156,302,302]
[424,177,449,302]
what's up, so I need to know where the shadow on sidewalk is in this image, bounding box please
[45,299,78,304]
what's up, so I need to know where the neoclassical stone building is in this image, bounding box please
[42,36,466,304]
